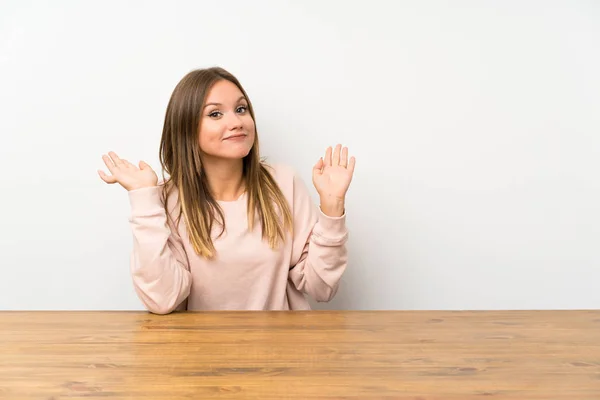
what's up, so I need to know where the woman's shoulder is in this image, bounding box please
[262,161,298,189]
[153,179,181,216]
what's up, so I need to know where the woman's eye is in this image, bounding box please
[208,111,222,118]
[236,106,247,114]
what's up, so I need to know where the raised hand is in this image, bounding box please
[312,144,356,217]
[98,151,158,191]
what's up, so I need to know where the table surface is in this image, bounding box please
[0,310,599,399]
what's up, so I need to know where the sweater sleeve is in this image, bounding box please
[287,171,348,302]
[127,186,192,314]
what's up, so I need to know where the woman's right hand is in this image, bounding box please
[98,151,158,191]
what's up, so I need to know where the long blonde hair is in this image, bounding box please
[158,67,293,258]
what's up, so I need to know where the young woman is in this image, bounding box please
[98,67,356,313]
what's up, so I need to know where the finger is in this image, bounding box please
[108,151,124,166]
[139,160,150,170]
[347,156,356,175]
[121,159,136,169]
[324,146,332,166]
[98,170,117,184]
[313,158,324,174]
[332,144,341,165]
[102,154,118,174]
[340,146,348,167]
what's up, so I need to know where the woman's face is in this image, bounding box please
[198,79,256,161]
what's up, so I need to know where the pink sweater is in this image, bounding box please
[127,163,348,313]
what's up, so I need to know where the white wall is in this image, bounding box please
[1,0,599,310]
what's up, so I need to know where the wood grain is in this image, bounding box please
[0,310,599,399]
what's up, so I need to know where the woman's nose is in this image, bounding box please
[226,112,243,130]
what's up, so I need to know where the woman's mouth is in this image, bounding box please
[224,133,247,141]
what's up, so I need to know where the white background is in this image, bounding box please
[1,0,599,310]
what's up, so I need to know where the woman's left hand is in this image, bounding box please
[312,144,356,217]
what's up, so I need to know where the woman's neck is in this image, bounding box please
[201,157,245,201]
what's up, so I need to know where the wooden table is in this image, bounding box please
[0,310,599,399]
